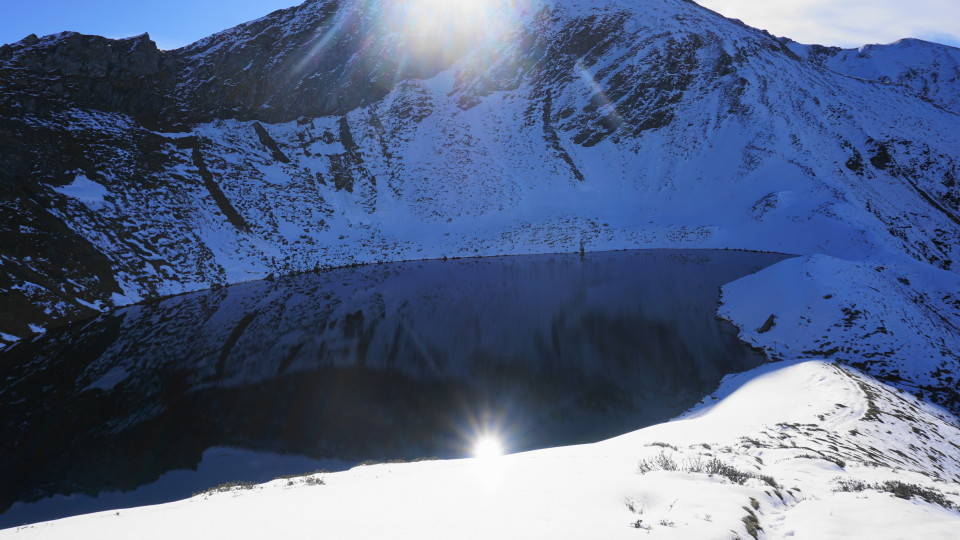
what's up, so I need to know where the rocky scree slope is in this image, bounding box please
[1,0,959,409]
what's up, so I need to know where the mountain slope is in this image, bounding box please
[784,37,960,114]
[1,0,959,407]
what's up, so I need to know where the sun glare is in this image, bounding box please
[473,434,505,460]
[407,0,498,21]
[384,0,531,50]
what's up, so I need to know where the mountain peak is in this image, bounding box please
[786,36,960,113]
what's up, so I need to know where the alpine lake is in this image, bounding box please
[0,249,791,528]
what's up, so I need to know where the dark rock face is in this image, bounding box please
[0,32,171,123]
[0,113,128,338]
[171,0,410,123]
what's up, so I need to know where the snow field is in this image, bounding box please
[6,360,957,539]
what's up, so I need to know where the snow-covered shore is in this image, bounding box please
[721,255,960,414]
[6,359,957,539]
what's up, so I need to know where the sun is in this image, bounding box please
[382,0,528,48]
[473,434,506,460]
[404,0,498,20]
[375,0,538,72]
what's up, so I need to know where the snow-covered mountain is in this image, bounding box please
[784,37,960,114]
[3,1,960,534]
[1,0,959,409]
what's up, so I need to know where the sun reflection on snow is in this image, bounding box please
[457,408,515,486]
[469,431,510,489]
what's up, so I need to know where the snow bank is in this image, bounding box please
[720,255,960,413]
[5,361,958,538]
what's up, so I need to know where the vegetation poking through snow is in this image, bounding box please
[794,453,847,469]
[273,470,328,487]
[834,478,957,510]
[273,469,330,480]
[741,505,762,539]
[355,456,440,468]
[647,441,679,451]
[193,481,258,496]
[637,451,780,489]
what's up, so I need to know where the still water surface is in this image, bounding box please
[0,250,789,528]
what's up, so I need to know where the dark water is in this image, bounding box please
[0,250,789,529]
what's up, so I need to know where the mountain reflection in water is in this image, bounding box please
[0,250,790,528]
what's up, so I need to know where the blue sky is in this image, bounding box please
[0,0,300,50]
[696,0,960,48]
[2,0,959,50]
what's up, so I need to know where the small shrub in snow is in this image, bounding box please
[284,476,326,487]
[833,478,955,510]
[648,441,679,451]
[795,453,846,469]
[704,458,780,489]
[741,507,762,539]
[273,469,329,481]
[637,452,680,473]
[194,481,257,496]
[637,453,780,489]
[878,481,954,509]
